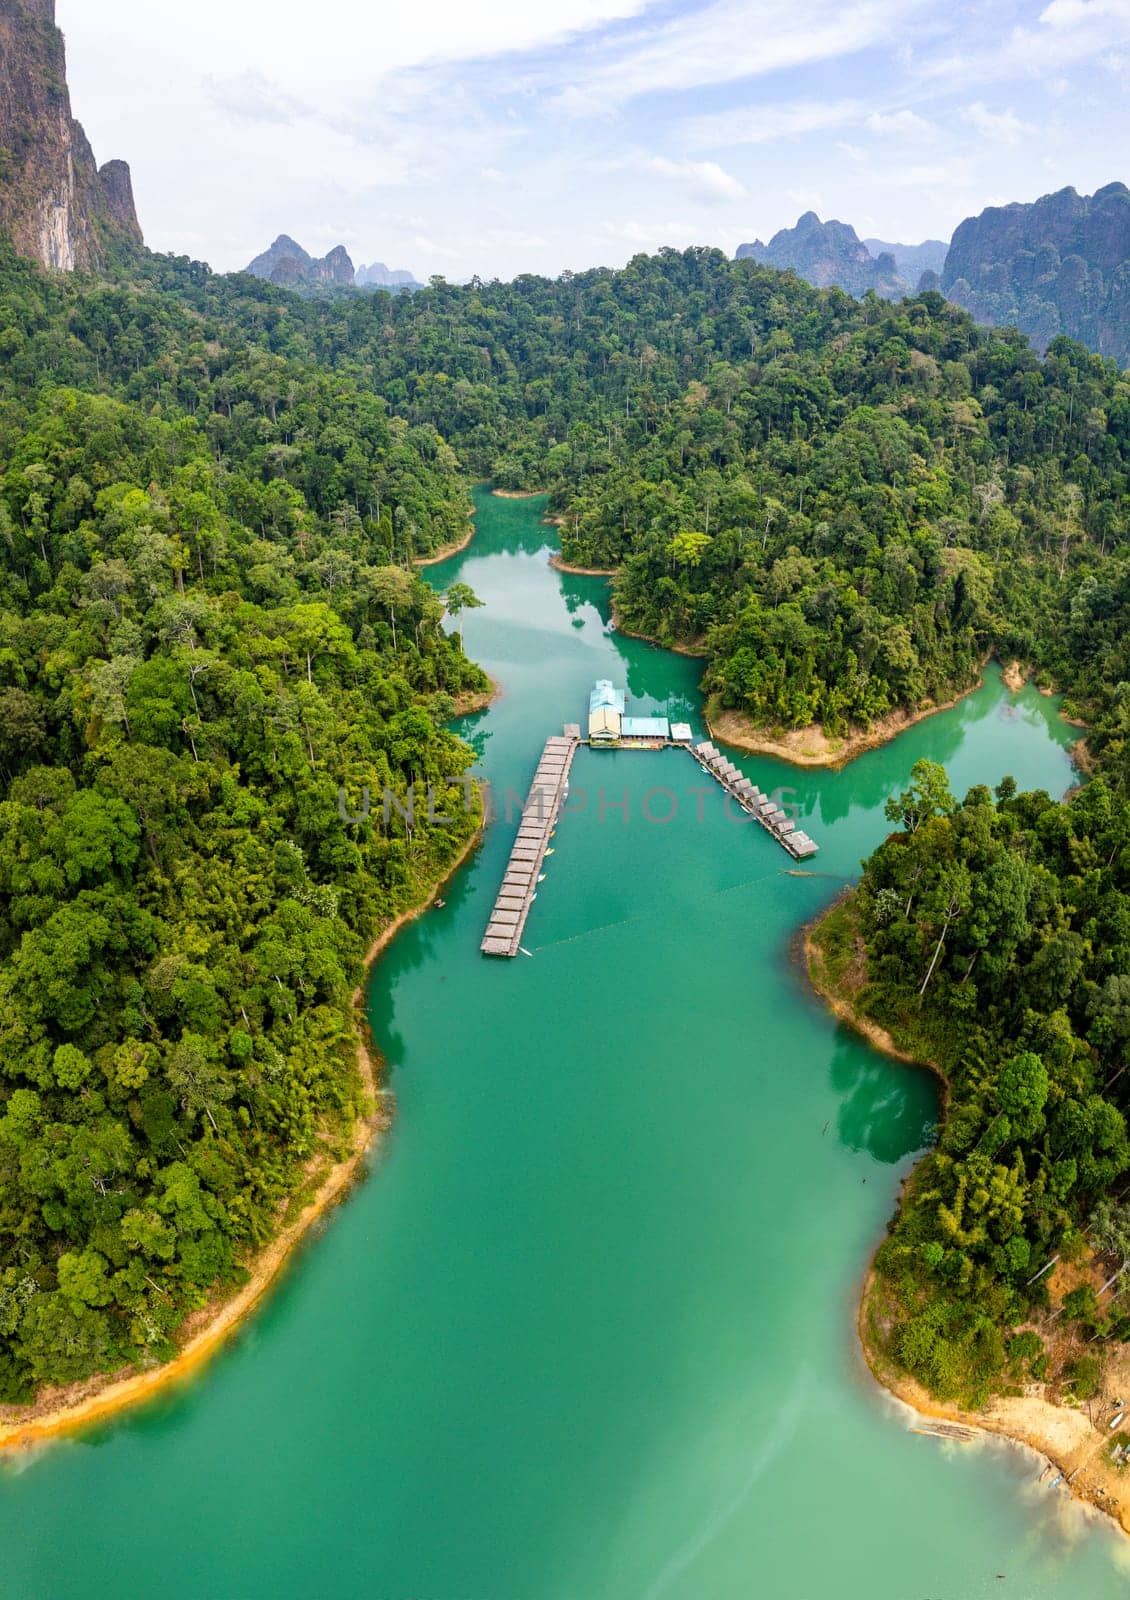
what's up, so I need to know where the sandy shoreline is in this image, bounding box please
[414,520,476,566]
[490,488,543,499]
[857,1263,1130,1539]
[804,899,1130,1542]
[0,822,486,1453]
[707,669,991,769]
[548,552,620,577]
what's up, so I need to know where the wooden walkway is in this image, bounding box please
[687,741,819,859]
[480,728,581,957]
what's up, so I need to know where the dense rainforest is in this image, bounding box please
[135,244,1127,743]
[0,229,1128,1407]
[813,762,1130,1407]
[0,238,486,1401]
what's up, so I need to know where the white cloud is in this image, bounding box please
[684,98,862,149]
[603,218,700,246]
[551,0,927,112]
[60,0,654,91]
[1040,0,1130,27]
[863,109,936,137]
[414,234,462,259]
[50,0,1130,282]
[643,155,747,201]
[205,71,308,125]
[916,0,1130,92]
[963,101,1036,145]
[551,84,617,120]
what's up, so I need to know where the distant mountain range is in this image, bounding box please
[356,261,421,289]
[244,235,422,293]
[862,236,948,282]
[736,184,1128,365]
[736,212,907,299]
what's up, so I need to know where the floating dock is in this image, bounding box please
[480,728,580,957]
[481,693,820,957]
[687,741,819,859]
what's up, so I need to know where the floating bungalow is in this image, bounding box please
[687,739,819,860]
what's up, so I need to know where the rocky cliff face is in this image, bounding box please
[0,0,142,270]
[737,212,908,300]
[942,183,1129,361]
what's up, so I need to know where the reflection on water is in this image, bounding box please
[829,1028,939,1164]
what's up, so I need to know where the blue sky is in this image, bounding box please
[60,0,1130,280]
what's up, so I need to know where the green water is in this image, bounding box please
[2,489,1126,1599]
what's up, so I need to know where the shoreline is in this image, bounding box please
[610,602,709,659]
[414,520,476,566]
[804,899,1130,1542]
[548,552,620,577]
[0,822,486,1454]
[707,669,991,769]
[490,488,544,500]
[452,673,501,717]
[857,1262,1130,1539]
[801,911,944,1083]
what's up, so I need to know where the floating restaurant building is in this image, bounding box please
[588,681,671,745]
[588,680,626,744]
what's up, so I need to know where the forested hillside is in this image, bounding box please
[0,239,486,1401]
[807,484,1130,1404]
[814,765,1130,1406]
[280,247,1126,743]
[88,247,1127,745]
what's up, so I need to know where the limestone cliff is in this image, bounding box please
[942,183,1129,361]
[0,0,142,270]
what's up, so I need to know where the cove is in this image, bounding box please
[0,488,1126,1599]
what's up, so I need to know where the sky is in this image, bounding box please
[58,0,1130,282]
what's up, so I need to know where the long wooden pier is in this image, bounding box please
[687,741,819,859]
[480,727,581,957]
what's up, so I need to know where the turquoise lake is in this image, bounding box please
[1,488,1127,1599]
